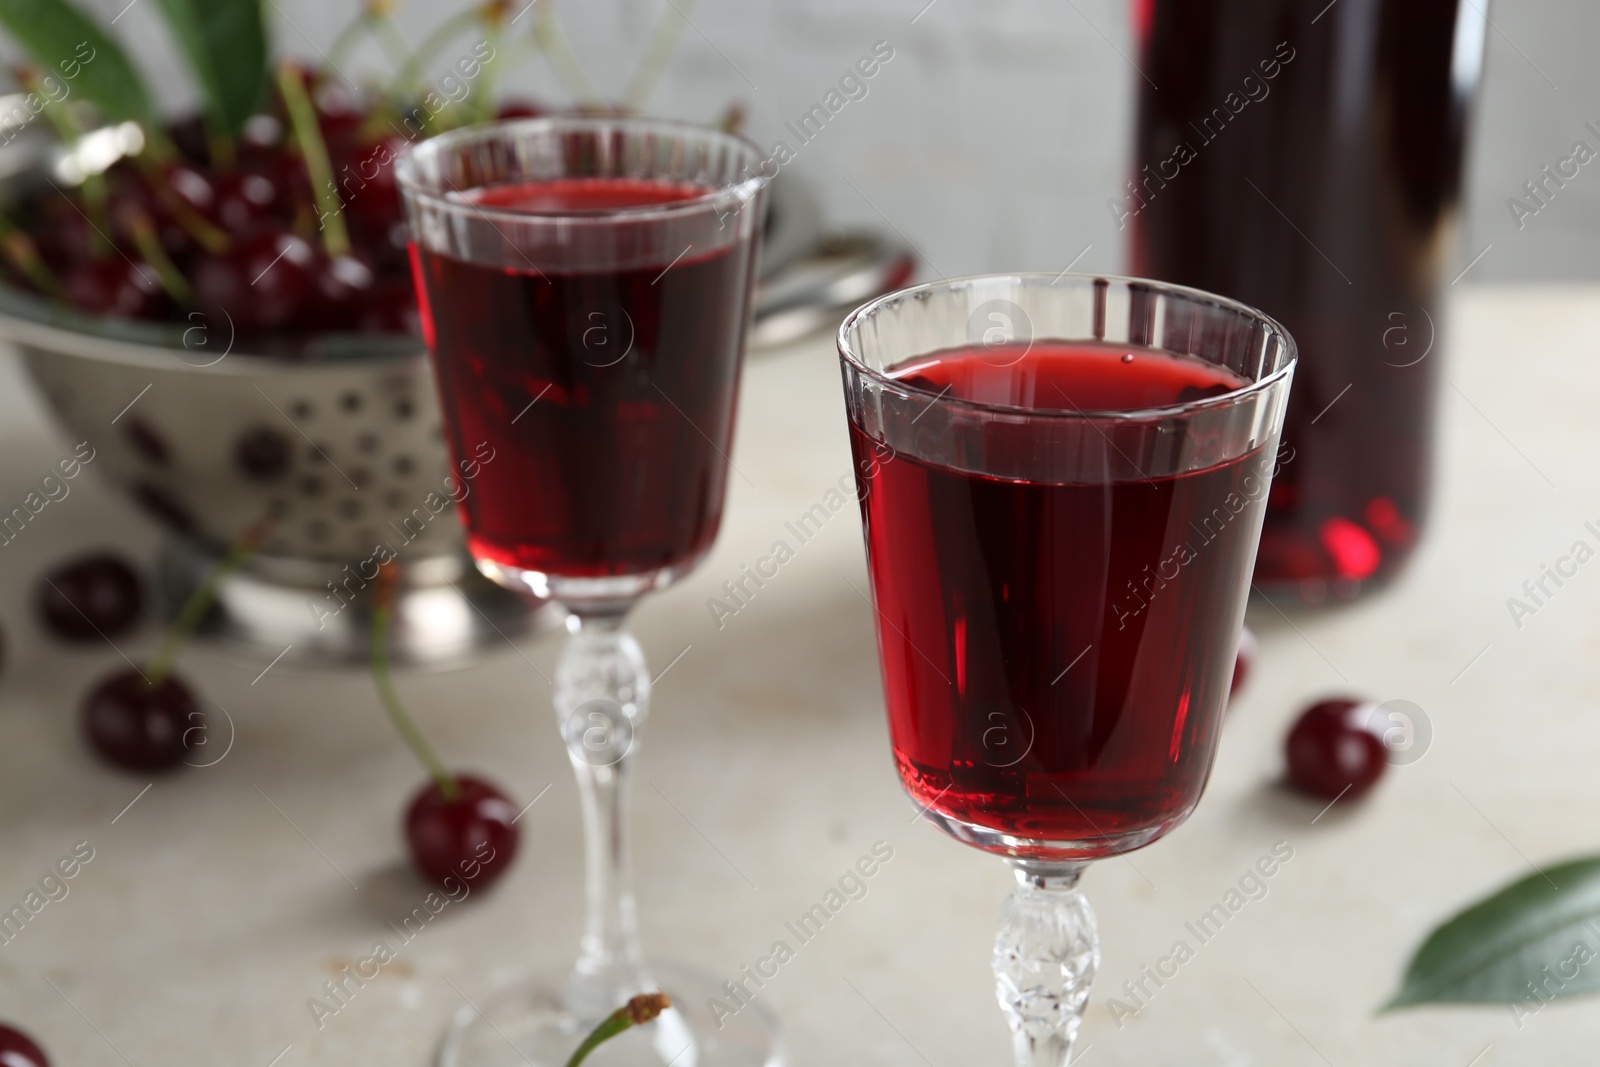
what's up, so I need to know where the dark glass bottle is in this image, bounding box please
[1129,0,1486,601]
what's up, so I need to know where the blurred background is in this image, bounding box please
[51,0,1600,281]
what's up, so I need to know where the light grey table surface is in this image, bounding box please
[0,285,1594,1065]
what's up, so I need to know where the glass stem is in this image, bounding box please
[993,861,1100,1067]
[555,609,653,1022]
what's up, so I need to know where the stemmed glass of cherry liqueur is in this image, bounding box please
[400,116,775,1067]
[838,273,1295,1063]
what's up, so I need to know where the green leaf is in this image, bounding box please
[153,0,268,135]
[0,0,156,126]
[1387,856,1600,1010]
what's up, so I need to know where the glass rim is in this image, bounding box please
[395,115,771,228]
[837,271,1298,423]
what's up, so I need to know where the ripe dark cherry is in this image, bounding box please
[62,259,169,320]
[82,668,202,771]
[358,279,420,336]
[213,169,283,234]
[107,175,192,259]
[193,230,315,334]
[165,164,218,219]
[405,775,520,889]
[0,1023,49,1067]
[313,79,365,148]
[495,99,545,119]
[37,554,143,641]
[1285,698,1387,801]
[337,135,407,240]
[1231,625,1257,699]
[33,209,93,270]
[310,251,375,331]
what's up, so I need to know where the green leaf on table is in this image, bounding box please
[153,0,268,135]
[1387,856,1600,1010]
[0,0,156,126]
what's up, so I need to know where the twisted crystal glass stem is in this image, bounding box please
[554,611,653,1022]
[993,862,1100,1066]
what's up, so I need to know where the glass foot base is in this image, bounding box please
[437,962,784,1067]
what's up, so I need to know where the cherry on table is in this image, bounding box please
[1285,698,1386,801]
[82,668,202,771]
[405,775,520,889]
[0,1022,49,1067]
[37,554,144,641]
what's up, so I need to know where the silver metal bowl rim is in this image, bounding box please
[0,287,425,376]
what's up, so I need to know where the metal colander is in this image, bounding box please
[0,287,547,665]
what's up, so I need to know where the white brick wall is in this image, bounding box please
[58,0,1600,280]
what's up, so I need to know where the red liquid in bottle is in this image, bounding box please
[409,178,757,579]
[1130,0,1481,598]
[850,342,1269,850]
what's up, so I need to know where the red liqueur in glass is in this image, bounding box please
[410,177,756,581]
[849,341,1274,848]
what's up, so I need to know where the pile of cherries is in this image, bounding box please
[8,72,540,342]
[34,551,518,889]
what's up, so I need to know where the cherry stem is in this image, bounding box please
[396,5,486,99]
[0,216,61,296]
[532,3,603,110]
[369,10,417,72]
[125,212,194,304]
[275,61,352,260]
[621,0,696,113]
[146,516,272,688]
[206,126,236,171]
[325,9,374,72]
[717,101,745,134]
[371,564,458,801]
[563,993,671,1067]
[468,18,506,125]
